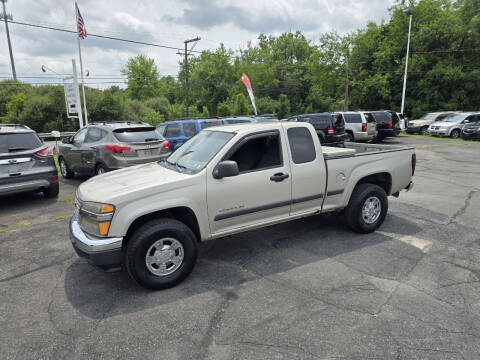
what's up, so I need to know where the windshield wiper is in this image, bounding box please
[165,159,187,173]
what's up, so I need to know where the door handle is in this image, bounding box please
[270,173,289,182]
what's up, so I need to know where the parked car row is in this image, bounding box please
[406,111,480,139]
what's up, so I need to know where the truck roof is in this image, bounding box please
[203,121,301,135]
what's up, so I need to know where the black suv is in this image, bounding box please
[287,113,346,146]
[461,113,480,140]
[0,124,58,198]
[370,111,401,140]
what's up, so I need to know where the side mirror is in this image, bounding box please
[62,137,71,144]
[464,120,469,124]
[213,160,239,179]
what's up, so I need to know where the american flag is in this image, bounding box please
[76,3,87,39]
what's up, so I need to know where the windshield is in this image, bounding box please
[421,113,437,120]
[165,130,234,173]
[441,114,467,123]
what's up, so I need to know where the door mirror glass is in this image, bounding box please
[213,160,239,179]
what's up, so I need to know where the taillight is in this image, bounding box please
[327,126,334,135]
[362,123,367,132]
[387,120,393,129]
[105,145,131,153]
[162,141,170,149]
[411,153,416,176]
[51,176,58,183]
[36,147,54,157]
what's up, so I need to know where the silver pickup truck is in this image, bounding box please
[70,122,415,290]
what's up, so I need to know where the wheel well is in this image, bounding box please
[356,172,392,195]
[123,207,201,248]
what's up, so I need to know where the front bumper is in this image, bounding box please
[428,129,449,136]
[69,216,123,268]
[406,126,421,133]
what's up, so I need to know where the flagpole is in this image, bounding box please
[75,2,88,125]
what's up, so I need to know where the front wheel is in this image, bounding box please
[450,129,460,138]
[59,157,74,179]
[125,219,198,290]
[344,183,388,233]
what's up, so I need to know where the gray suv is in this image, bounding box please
[0,124,59,198]
[58,121,171,178]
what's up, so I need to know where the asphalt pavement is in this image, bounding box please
[1,135,479,359]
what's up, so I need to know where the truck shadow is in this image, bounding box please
[63,213,423,320]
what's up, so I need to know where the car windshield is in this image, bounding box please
[165,130,234,173]
[442,114,467,123]
[421,113,437,120]
[0,132,43,153]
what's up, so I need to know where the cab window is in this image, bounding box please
[73,128,88,144]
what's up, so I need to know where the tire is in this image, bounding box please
[59,157,74,179]
[344,183,388,234]
[346,131,354,142]
[420,126,429,135]
[95,163,108,176]
[43,182,59,198]
[450,129,460,138]
[125,219,198,290]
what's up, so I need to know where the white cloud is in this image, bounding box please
[0,0,394,89]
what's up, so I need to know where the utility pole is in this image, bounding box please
[344,48,350,111]
[1,0,16,80]
[179,37,200,118]
[401,8,413,115]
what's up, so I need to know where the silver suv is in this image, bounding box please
[58,121,171,178]
[336,111,377,142]
[0,124,58,198]
[428,112,480,138]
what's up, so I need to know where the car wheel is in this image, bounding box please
[346,131,354,142]
[344,183,388,233]
[59,157,74,179]
[450,129,460,138]
[420,126,429,135]
[43,182,59,198]
[95,163,108,176]
[125,219,198,290]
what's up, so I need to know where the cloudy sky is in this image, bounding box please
[0,0,394,88]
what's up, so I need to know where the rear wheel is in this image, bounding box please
[125,219,198,290]
[59,157,74,179]
[95,163,108,176]
[450,129,460,138]
[344,183,388,233]
[43,182,59,198]
[420,126,429,135]
[345,131,354,142]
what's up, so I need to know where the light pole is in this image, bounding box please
[401,8,413,115]
[1,0,16,80]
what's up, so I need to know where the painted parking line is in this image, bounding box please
[378,231,433,252]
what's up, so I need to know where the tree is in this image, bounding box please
[201,106,209,117]
[277,94,291,119]
[233,94,249,115]
[217,101,231,117]
[6,93,27,119]
[142,109,165,126]
[122,55,160,100]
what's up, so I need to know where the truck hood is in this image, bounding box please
[76,162,194,204]
[409,119,432,126]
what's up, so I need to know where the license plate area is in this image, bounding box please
[137,149,158,157]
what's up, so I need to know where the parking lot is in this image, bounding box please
[1,134,479,359]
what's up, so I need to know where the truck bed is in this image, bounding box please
[322,142,413,159]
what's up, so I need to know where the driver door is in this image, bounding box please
[206,130,292,236]
[68,128,88,172]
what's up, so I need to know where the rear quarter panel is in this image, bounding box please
[323,148,414,211]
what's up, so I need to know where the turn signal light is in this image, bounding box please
[36,147,54,158]
[100,204,115,213]
[162,141,170,149]
[98,221,111,236]
[105,145,131,153]
[327,126,334,135]
[362,123,367,132]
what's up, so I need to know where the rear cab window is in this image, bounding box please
[182,123,197,137]
[344,114,362,123]
[0,132,43,153]
[287,127,316,164]
[113,127,165,143]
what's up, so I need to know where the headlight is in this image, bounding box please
[78,201,115,237]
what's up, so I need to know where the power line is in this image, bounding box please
[7,20,239,59]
